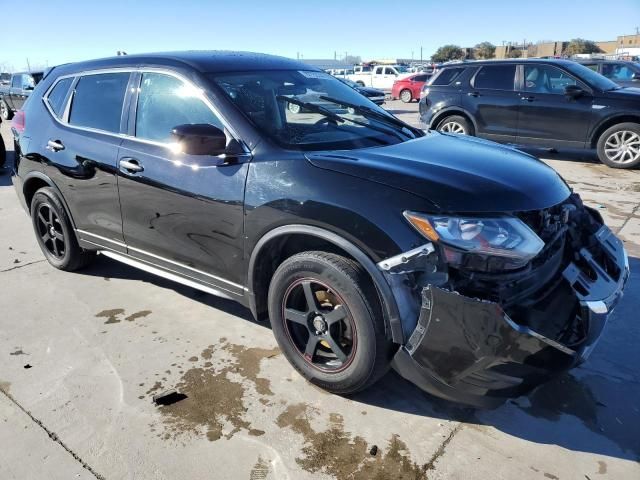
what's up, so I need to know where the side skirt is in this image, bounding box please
[99,250,244,303]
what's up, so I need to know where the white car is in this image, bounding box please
[346,65,412,90]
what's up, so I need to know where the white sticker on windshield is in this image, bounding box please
[299,71,330,79]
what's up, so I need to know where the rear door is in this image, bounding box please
[116,71,249,294]
[516,64,593,148]
[464,64,519,142]
[371,66,385,88]
[42,71,131,251]
[9,74,23,110]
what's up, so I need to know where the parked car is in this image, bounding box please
[0,118,5,168]
[391,73,432,103]
[577,59,640,88]
[420,59,640,168]
[0,73,11,86]
[12,52,628,407]
[0,71,44,120]
[346,65,412,90]
[337,77,385,105]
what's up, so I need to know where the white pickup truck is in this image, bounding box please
[345,65,412,91]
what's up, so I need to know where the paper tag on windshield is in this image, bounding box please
[299,71,329,79]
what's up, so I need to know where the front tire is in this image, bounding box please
[400,89,413,103]
[597,123,640,169]
[267,251,395,395]
[30,187,95,271]
[0,99,12,120]
[436,115,473,135]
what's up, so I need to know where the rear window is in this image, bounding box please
[431,67,465,86]
[69,72,129,133]
[46,78,73,118]
[473,65,516,90]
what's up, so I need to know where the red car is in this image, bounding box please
[391,73,432,103]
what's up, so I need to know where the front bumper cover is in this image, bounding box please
[390,225,629,408]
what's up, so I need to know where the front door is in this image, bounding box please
[463,64,519,142]
[516,64,593,148]
[116,71,249,295]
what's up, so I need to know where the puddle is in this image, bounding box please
[154,341,279,442]
[276,403,429,479]
[95,308,152,324]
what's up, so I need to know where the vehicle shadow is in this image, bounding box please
[353,255,640,463]
[0,150,14,186]
[80,254,259,325]
[518,146,601,165]
[83,250,640,463]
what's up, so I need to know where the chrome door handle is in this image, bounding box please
[120,158,144,173]
[46,139,65,152]
[467,92,479,97]
[521,96,535,102]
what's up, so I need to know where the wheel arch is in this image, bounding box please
[247,225,404,343]
[22,172,78,231]
[589,114,640,148]
[429,107,477,134]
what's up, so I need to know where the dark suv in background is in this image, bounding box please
[11,52,628,407]
[420,59,640,168]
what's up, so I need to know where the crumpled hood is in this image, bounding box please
[306,132,571,213]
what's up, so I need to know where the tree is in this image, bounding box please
[431,45,465,63]
[507,49,523,58]
[475,42,496,59]
[563,39,602,57]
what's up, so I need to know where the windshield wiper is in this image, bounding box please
[276,95,407,142]
[319,96,423,138]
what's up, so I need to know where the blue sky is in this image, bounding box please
[2,0,639,70]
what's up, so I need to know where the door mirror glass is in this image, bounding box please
[171,124,227,155]
[564,84,584,98]
[632,72,640,81]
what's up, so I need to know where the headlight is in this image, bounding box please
[404,211,544,271]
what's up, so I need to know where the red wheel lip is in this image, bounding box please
[281,277,358,374]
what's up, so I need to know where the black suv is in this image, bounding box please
[577,59,640,88]
[12,52,628,407]
[419,59,640,168]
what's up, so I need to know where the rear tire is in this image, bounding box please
[597,122,640,169]
[0,99,12,120]
[267,251,395,395]
[400,89,413,103]
[30,187,95,271]
[436,115,473,135]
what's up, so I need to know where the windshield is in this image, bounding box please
[211,70,416,151]
[563,62,621,91]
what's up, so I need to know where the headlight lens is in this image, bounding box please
[404,211,544,271]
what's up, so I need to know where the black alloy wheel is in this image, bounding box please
[282,278,357,372]
[35,203,66,259]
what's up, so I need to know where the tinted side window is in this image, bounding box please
[135,72,223,143]
[11,75,22,88]
[431,68,465,86]
[414,75,428,82]
[47,78,73,118]
[583,64,599,71]
[69,73,129,133]
[384,67,397,75]
[602,63,634,81]
[474,65,516,90]
[523,65,577,94]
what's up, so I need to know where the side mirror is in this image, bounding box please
[632,72,640,81]
[171,124,226,156]
[564,85,585,98]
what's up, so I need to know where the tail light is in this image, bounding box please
[12,110,25,134]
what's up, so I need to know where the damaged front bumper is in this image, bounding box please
[384,225,629,408]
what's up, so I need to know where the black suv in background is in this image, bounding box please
[578,59,640,88]
[419,59,640,168]
[11,52,628,407]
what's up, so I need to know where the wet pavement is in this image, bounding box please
[1,103,639,479]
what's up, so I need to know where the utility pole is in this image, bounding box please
[296,52,300,60]
[420,46,423,63]
[26,58,31,72]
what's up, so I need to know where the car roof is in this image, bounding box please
[439,58,579,68]
[50,51,319,77]
[576,59,636,63]
[14,71,44,75]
